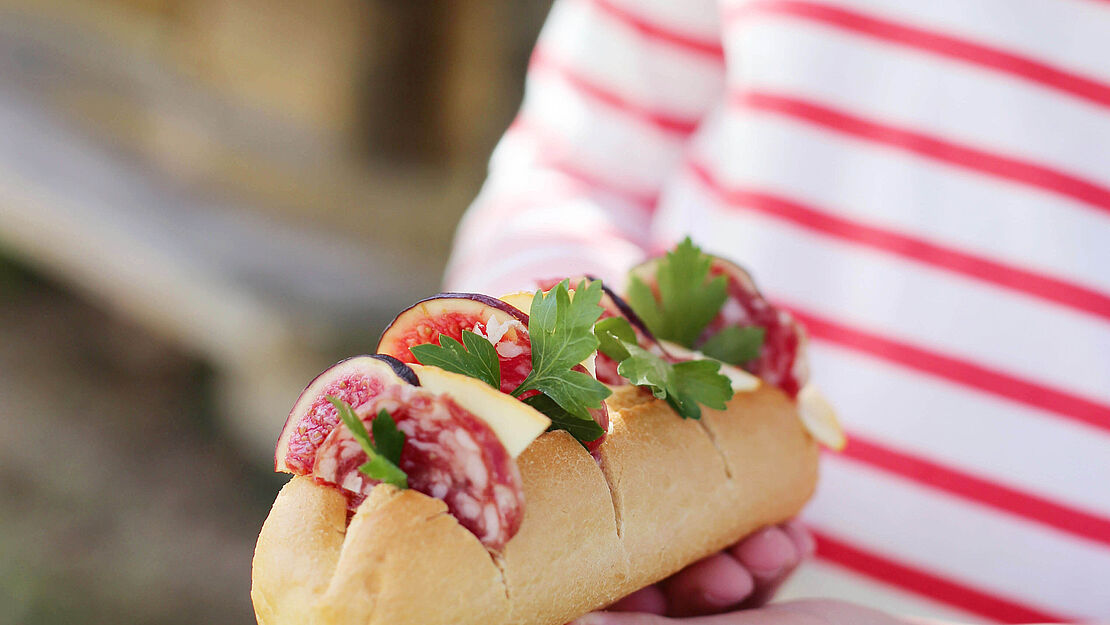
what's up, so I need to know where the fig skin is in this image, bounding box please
[586,275,660,347]
[275,355,418,473]
[378,293,530,356]
[370,353,421,386]
[377,292,535,396]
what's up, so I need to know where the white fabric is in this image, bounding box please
[446,0,1110,621]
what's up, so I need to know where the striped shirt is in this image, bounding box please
[443,1,1110,622]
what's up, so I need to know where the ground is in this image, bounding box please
[0,258,281,625]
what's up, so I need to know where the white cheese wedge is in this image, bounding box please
[797,384,847,451]
[409,364,551,458]
[499,291,535,315]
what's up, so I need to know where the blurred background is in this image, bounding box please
[0,1,552,623]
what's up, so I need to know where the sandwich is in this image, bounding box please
[251,238,844,625]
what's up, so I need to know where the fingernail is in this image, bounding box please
[738,527,796,576]
[703,589,742,607]
[784,520,817,557]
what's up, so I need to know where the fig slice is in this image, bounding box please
[408,364,551,457]
[377,293,532,395]
[275,354,418,474]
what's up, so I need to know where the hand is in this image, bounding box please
[602,521,815,618]
[571,599,911,625]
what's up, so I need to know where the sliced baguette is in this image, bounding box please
[251,476,347,625]
[252,385,819,625]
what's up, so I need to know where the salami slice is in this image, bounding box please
[313,383,524,551]
[704,260,808,397]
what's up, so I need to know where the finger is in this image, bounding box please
[608,585,668,614]
[569,606,808,625]
[729,526,801,608]
[570,612,674,625]
[660,552,754,617]
[780,520,816,559]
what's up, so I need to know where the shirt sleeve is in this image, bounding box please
[443,0,726,294]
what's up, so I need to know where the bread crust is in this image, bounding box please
[500,430,631,624]
[251,476,347,625]
[252,385,819,625]
[315,486,511,625]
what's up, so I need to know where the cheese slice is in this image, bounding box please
[797,384,847,451]
[409,364,551,458]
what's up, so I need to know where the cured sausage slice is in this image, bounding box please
[705,260,808,398]
[314,384,524,551]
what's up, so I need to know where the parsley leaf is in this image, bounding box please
[599,324,735,420]
[328,396,408,489]
[512,279,612,421]
[667,359,733,419]
[523,393,604,444]
[595,316,637,362]
[615,344,672,400]
[410,330,501,390]
[626,237,727,347]
[700,326,766,365]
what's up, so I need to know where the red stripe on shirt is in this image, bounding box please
[528,47,703,135]
[507,118,660,209]
[837,434,1110,549]
[812,530,1072,623]
[726,1,1110,110]
[785,306,1110,435]
[732,90,1110,216]
[687,161,1110,322]
[586,0,725,60]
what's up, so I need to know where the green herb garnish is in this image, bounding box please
[411,330,501,390]
[626,237,728,347]
[512,279,612,427]
[700,326,766,366]
[405,280,611,445]
[597,316,733,420]
[327,396,408,489]
[523,393,605,444]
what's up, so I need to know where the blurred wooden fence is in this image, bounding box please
[0,0,551,459]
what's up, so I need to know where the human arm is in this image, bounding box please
[444,0,726,294]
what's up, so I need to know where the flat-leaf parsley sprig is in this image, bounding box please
[328,396,408,489]
[511,279,611,422]
[626,237,765,366]
[409,279,611,444]
[595,316,733,420]
[410,330,501,390]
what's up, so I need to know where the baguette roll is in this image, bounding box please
[251,476,347,625]
[500,429,630,624]
[315,486,511,625]
[252,385,819,625]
